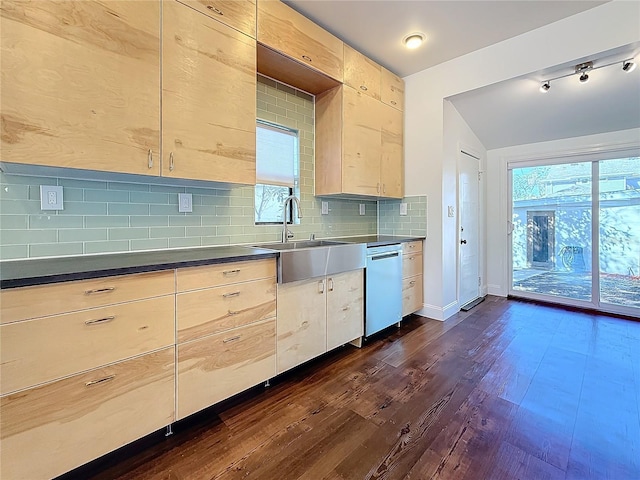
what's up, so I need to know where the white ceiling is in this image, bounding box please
[285,0,640,151]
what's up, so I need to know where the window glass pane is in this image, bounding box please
[255,184,291,223]
[599,157,640,308]
[256,123,297,187]
[512,163,592,302]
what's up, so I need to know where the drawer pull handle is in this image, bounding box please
[318,280,325,294]
[391,100,397,105]
[342,306,350,311]
[206,5,224,15]
[223,269,241,276]
[223,291,241,298]
[169,152,175,171]
[148,149,153,169]
[302,55,312,63]
[227,310,241,316]
[85,287,115,295]
[360,85,368,91]
[409,281,416,286]
[223,335,241,343]
[85,316,115,326]
[85,375,115,387]
[328,278,334,292]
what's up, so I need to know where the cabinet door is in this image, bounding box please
[276,277,327,374]
[381,67,404,111]
[380,103,404,198]
[177,319,275,419]
[344,45,380,101]
[257,0,343,82]
[326,270,364,351]
[162,1,256,184]
[1,0,161,175]
[177,0,256,37]
[1,347,174,480]
[342,87,382,197]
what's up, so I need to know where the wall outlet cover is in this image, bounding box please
[178,193,193,213]
[359,204,365,215]
[399,203,408,216]
[40,185,63,211]
[321,201,329,215]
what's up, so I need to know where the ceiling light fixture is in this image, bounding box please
[403,33,425,49]
[538,57,637,93]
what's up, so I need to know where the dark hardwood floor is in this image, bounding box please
[61,296,640,480]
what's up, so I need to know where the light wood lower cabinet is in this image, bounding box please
[1,295,175,395]
[402,241,424,316]
[177,319,275,419]
[0,347,175,480]
[277,269,364,374]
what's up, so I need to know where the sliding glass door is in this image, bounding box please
[509,155,639,316]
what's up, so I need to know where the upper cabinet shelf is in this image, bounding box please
[257,0,344,89]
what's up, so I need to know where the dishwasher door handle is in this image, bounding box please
[369,252,399,261]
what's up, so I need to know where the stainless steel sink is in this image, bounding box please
[253,240,365,283]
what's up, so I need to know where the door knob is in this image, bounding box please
[460,239,467,245]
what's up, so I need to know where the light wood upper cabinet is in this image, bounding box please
[381,67,405,111]
[162,1,256,184]
[177,0,256,37]
[0,0,161,175]
[380,103,404,198]
[257,0,343,82]
[326,270,364,351]
[344,44,381,101]
[316,85,403,199]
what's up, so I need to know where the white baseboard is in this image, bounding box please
[418,300,459,321]
[487,284,507,297]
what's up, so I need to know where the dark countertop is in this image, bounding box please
[0,246,278,289]
[327,235,425,247]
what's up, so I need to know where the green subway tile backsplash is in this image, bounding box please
[0,76,379,260]
[378,196,428,237]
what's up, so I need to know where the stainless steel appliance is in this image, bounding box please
[365,244,402,336]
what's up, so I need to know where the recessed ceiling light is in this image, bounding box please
[403,33,425,49]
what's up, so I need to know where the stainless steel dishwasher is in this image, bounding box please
[365,243,403,336]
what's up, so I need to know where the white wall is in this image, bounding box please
[404,0,640,319]
[486,127,640,297]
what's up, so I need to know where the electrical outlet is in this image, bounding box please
[178,193,193,213]
[40,185,63,211]
[399,203,408,216]
[359,204,365,215]
[321,201,329,215]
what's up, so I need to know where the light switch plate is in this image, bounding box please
[448,205,455,217]
[40,185,63,211]
[178,193,193,213]
[399,203,408,216]
[359,204,365,215]
[321,201,329,215]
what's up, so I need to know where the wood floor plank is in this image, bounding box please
[56,297,640,480]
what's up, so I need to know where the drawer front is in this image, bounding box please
[257,0,343,82]
[0,347,175,480]
[177,319,275,419]
[177,0,256,37]
[1,296,175,395]
[177,258,275,292]
[402,253,423,279]
[0,270,175,324]
[402,240,423,255]
[177,277,276,343]
[402,275,423,317]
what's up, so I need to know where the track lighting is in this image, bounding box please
[539,57,637,93]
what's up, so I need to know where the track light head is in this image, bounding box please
[579,72,589,83]
[623,60,636,73]
[539,82,550,93]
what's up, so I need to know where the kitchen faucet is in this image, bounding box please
[282,195,302,242]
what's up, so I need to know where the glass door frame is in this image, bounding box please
[507,147,639,318]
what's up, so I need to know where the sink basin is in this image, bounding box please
[254,240,345,251]
[253,240,365,283]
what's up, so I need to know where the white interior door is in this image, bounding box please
[459,150,480,307]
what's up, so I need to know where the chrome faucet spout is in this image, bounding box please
[282,195,302,243]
